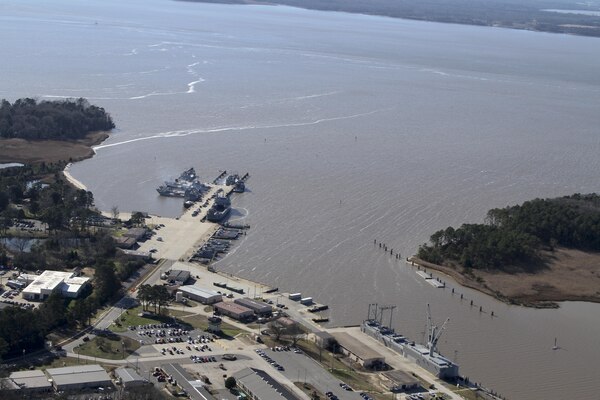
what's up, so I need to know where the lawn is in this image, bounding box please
[168,310,246,338]
[109,305,184,333]
[75,335,141,360]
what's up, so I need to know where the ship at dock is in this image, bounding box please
[225,174,245,193]
[206,194,231,222]
[361,303,459,380]
[156,168,209,201]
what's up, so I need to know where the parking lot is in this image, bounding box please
[257,347,364,400]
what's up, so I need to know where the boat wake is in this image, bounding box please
[93,107,393,151]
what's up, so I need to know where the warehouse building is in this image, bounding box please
[3,370,52,394]
[312,331,336,350]
[234,368,301,400]
[22,270,90,301]
[162,269,191,285]
[161,364,214,400]
[331,332,386,369]
[234,297,272,316]
[46,364,112,391]
[179,285,222,304]
[382,370,420,392]
[213,301,254,321]
[115,367,148,389]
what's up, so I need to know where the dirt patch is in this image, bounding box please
[0,131,109,164]
[412,247,600,307]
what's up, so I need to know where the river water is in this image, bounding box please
[2,0,600,398]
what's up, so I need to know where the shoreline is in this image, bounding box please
[61,131,110,192]
[63,163,88,191]
[178,0,600,38]
[409,256,600,308]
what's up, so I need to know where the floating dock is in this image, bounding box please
[416,269,445,288]
[416,270,432,279]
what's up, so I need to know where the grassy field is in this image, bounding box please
[168,310,246,338]
[109,306,186,333]
[75,335,141,360]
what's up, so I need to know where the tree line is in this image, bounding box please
[0,97,114,140]
[138,284,171,314]
[0,162,144,360]
[417,193,600,271]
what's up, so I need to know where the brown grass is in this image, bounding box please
[412,247,600,307]
[0,131,108,164]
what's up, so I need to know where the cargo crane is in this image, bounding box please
[426,303,449,356]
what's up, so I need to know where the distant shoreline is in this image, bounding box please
[177,0,600,38]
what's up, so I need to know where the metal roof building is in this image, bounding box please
[46,364,112,391]
[331,331,386,369]
[234,368,301,400]
[214,301,254,321]
[3,370,52,393]
[234,297,272,315]
[164,269,191,285]
[382,370,420,392]
[179,285,222,304]
[115,367,148,388]
[22,270,90,301]
[161,363,214,400]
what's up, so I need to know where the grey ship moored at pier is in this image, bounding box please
[206,194,231,222]
[361,304,459,379]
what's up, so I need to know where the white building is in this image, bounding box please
[22,270,90,301]
[46,365,112,391]
[178,285,222,305]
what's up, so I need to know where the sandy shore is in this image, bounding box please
[63,163,88,190]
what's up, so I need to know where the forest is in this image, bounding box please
[0,163,143,360]
[417,194,600,271]
[0,98,114,140]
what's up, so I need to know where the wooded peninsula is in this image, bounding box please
[415,194,600,307]
[0,98,113,164]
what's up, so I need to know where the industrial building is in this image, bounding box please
[3,370,53,394]
[312,331,336,350]
[178,285,222,304]
[234,297,272,316]
[161,363,214,400]
[331,331,386,369]
[46,364,112,391]
[213,301,254,321]
[115,367,148,388]
[162,269,191,285]
[22,270,90,301]
[382,370,420,392]
[234,368,301,400]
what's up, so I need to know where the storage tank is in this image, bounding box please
[175,291,183,303]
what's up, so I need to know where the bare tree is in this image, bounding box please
[111,205,120,221]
